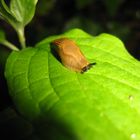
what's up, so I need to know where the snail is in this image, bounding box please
[52,38,96,73]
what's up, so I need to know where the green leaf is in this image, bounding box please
[0,0,12,14]
[5,29,140,140]
[10,0,38,26]
[0,0,38,49]
[0,0,38,30]
[0,0,19,29]
[0,28,19,51]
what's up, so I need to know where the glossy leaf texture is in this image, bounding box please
[5,29,140,140]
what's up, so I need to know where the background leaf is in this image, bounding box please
[0,0,38,29]
[10,0,38,26]
[5,29,140,140]
[0,0,20,29]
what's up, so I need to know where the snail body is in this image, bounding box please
[52,38,95,73]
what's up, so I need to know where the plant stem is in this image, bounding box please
[2,40,19,51]
[17,28,26,49]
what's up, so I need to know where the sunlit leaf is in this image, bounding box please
[5,29,140,140]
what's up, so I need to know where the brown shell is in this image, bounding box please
[52,38,94,73]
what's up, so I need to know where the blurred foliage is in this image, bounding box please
[75,0,93,9]
[104,0,125,16]
[106,21,131,41]
[0,0,140,139]
[36,0,56,16]
[64,17,104,35]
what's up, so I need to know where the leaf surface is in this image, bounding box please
[10,0,38,26]
[5,29,140,140]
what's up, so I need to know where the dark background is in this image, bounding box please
[0,0,140,139]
